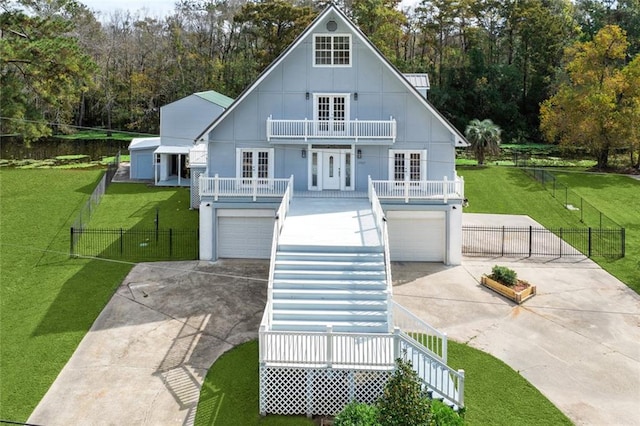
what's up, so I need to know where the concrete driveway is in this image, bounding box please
[28,260,269,426]
[28,215,640,425]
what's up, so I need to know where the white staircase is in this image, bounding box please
[271,244,389,334]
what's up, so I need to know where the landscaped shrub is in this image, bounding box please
[377,356,431,425]
[430,400,464,426]
[334,401,379,426]
[491,265,518,286]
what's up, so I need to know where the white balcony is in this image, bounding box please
[266,116,396,143]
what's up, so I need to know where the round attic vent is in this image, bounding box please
[326,20,337,31]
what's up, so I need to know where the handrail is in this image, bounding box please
[368,176,394,333]
[391,300,448,362]
[199,175,291,201]
[262,175,294,330]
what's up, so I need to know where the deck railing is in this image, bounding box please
[368,176,394,333]
[371,175,464,203]
[259,327,465,408]
[267,116,396,142]
[199,174,291,201]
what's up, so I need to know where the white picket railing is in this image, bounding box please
[261,176,294,334]
[259,327,465,408]
[371,175,464,203]
[267,116,396,142]
[368,176,394,333]
[199,175,291,201]
[392,300,448,362]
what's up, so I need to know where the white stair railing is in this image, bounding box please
[392,300,448,362]
[368,176,393,332]
[260,175,294,334]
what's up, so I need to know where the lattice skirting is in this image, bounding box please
[190,168,205,209]
[260,366,392,416]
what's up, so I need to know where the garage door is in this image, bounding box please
[217,210,274,259]
[387,211,446,262]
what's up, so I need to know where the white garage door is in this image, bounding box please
[387,211,446,262]
[217,210,274,259]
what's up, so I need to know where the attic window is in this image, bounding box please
[314,34,351,67]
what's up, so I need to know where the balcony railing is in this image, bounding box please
[371,175,465,203]
[200,174,292,201]
[266,115,396,142]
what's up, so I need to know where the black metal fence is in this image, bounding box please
[463,226,625,259]
[72,152,120,229]
[71,227,199,260]
[520,168,622,229]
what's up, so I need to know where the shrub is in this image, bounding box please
[334,401,379,426]
[430,400,464,426]
[491,265,518,286]
[377,356,431,425]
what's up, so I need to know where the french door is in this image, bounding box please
[237,148,273,185]
[390,150,427,183]
[315,94,348,135]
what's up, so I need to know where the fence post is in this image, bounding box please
[559,228,563,257]
[169,228,173,257]
[528,226,533,257]
[120,228,123,254]
[588,227,592,258]
[70,227,74,257]
[621,228,625,258]
[581,198,584,223]
[155,208,159,242]
[501,226,505,257]
[326,325,333,367]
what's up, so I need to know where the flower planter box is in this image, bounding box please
[481,275,536,304]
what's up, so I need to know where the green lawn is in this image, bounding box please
[194,340,571,426]
[0,170,198,422]
[0,169,133,422]
[458,166,640,293]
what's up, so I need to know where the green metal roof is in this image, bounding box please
[194,90,234,108]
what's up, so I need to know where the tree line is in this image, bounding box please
[1,0,638,168]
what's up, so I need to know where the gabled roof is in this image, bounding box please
[194,90,234,108]
[129,137,160,150]
[194,4,468,147]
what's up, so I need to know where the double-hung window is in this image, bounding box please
[314,34,351,66]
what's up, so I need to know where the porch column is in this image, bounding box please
[199,201,214,260]
[178,154,182,186]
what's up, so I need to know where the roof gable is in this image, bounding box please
[194,5,467,147]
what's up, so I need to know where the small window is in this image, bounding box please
[314,34,351,67]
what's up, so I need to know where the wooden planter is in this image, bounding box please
[481,275,536,304]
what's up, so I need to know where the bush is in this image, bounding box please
[430,400,464,426]
[377,356,431,425]
[334,401,379,426]
[491,265,518,286]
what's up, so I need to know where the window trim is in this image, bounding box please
[313,33,352,67]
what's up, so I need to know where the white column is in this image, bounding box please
[447,204,463,266]
[199,201,214,260]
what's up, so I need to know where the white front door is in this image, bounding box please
[322,150,341,190]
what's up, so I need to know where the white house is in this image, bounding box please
[128,90,233,197]
[193,4,467,417]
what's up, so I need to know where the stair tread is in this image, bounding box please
[273,279,387,287]
[272,289,385,296]
[275,260,384,266]
[273,299,387,306]
[277,251,384,257]
[273,308,387,315]
[272,319,387,326]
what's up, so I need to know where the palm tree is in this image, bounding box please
[464,119,502,165]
